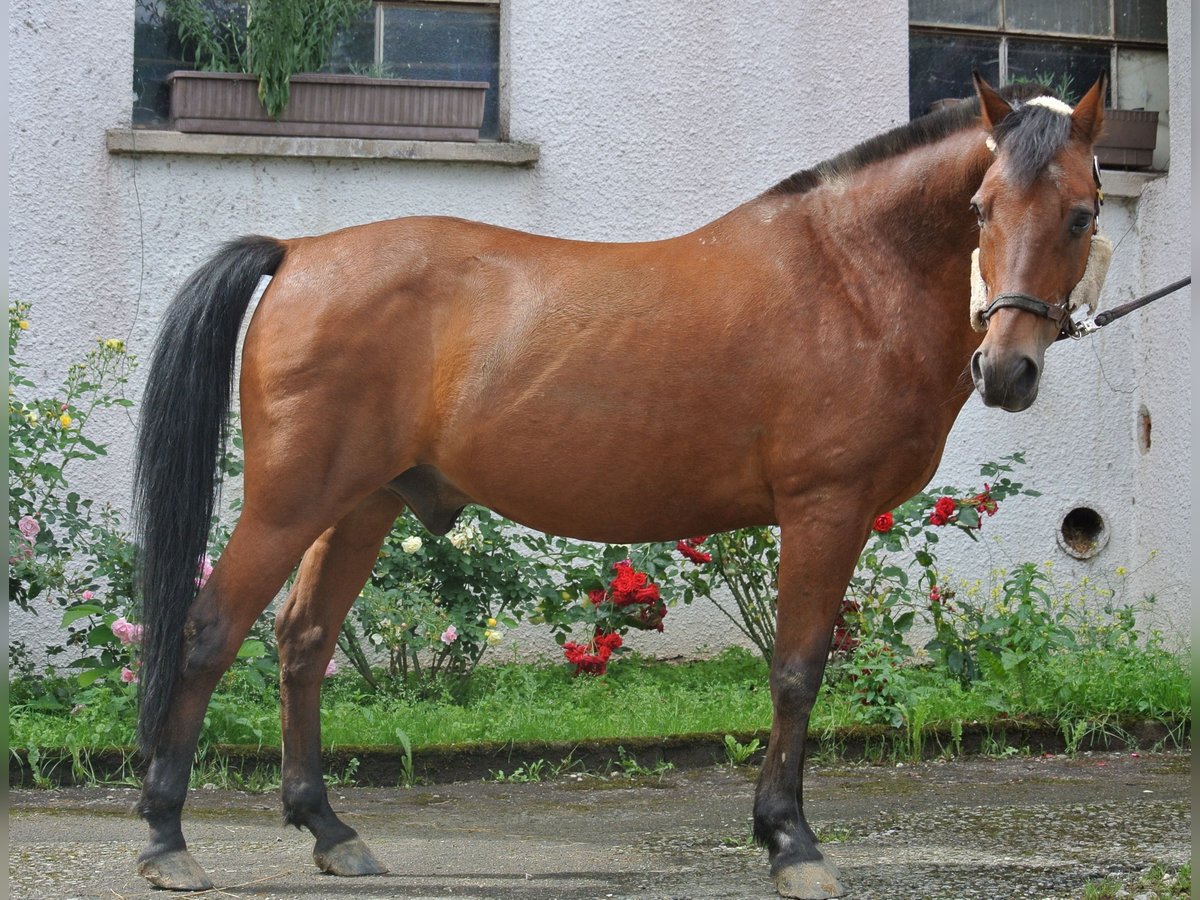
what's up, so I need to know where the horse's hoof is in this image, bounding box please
[773,858,845,899]
[136,848,214,891]
[313,836,388,876]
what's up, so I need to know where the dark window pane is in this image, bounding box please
[1116,0,1167,40]
[909,0,999,27]
[1007,40,1111,105]
[380,4,500,139]
[909,33,1000,119]
[325,7,377,74]
[133,0,247,127]
[1005,0,1109,36]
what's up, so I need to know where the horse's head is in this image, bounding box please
[967,73,1110,411]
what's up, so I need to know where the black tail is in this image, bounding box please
[133,235,286,757]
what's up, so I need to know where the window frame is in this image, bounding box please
[909,0,1168,105]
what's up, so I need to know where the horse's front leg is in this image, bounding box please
[275,490,404,877]
[754,507,871,899]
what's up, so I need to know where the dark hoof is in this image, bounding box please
[774,858,845,899]
[314,836,388,877]
[136,848,214,891]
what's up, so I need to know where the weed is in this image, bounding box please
[611,746,674,779]
[723,734,762,767]
[1083,863,1190,899]
[490,759,549,783]
[326,756,360,787]
[814,825,855,844]
[717,829,757,850]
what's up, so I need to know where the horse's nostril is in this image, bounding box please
[1013,355,1040,397]
[970,350,984,385]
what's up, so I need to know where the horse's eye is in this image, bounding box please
[970,201,985,228]
[1070,211,1094,235]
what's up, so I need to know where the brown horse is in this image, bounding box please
[132,74,1108,898]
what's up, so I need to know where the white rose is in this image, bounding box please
[401,536,423,554]
[448,530,468,550]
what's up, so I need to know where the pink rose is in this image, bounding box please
[195,554,214,588]
[17,515,40,542]
[440,625,458,645]
[120,666,138,684]
[82,590,95,601]
[324,658,338,678]
[111,616,144,646]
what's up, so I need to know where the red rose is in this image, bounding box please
[929,586,941,603]
[588,588,607,606]
[929,512,947,526]
[610,561,647,601]
[872,512,894,533]
[676,540,713,564]
[934,496,957,518]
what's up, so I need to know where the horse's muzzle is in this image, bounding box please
[970,349,1041,412]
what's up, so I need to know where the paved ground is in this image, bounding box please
[8,750,1189,899]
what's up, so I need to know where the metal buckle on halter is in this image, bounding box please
[1062,309,1100,340]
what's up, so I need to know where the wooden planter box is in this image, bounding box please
[168,71,488,142]
[1094,109,1159,170]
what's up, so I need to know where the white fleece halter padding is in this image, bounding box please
[1026,95,1074,116]
[969,232,1113,332]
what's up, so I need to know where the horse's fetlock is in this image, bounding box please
[282,778,330,825]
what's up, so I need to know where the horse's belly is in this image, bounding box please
[432,420,775,543]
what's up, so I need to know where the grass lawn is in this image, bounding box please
[10,643,1188,762]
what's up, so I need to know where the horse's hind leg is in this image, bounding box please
[137,510,327,890]
[754,503,871,900]
[274,490,405,877]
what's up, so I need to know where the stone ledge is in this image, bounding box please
[106,128,539,166]
[1099,168,1164,199]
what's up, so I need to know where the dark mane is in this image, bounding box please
[990,102,1073,188]
[764,83,1065,197]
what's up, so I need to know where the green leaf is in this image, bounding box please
[61,604,105,626]
[76,668,106,687]
[236,639,266,659]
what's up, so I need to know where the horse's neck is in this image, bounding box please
[763,125,992,355]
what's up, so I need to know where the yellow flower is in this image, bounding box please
[103,338,125,351]
[18,320,29,330]
[486,617,497,628]
[485,629,502,646]
[26,411,39,425]
[59,413,73,428]
[1114,566,1128,577]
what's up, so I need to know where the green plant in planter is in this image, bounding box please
[1006,72,1078,104]
[165,0,370,118]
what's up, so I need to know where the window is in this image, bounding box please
[132,1,501,140]
[908,0,1169,126]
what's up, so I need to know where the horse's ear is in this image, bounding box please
[973,71,1013,130]
[1071,73,1108,144]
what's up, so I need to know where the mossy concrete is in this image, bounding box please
[9,750,1189,899]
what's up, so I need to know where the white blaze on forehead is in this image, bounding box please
[1026,95,1074,116]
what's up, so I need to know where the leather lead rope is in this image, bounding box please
[1090,276,1192,329]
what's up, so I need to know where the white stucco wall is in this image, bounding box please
[9,0,1189,664]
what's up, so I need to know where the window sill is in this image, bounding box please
[1099,169,1164,199]
[105,129,539,166]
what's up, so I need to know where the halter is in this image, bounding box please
[974,153,1109,341]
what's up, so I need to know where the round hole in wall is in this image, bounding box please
[1056,505,1109,560]
[1137,404,1152,455]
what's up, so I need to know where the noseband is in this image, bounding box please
[979,291,1079,339]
